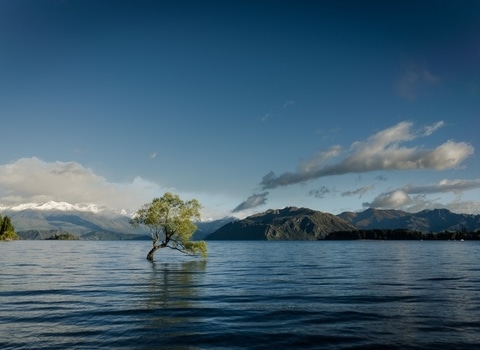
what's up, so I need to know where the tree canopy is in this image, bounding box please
[130,192,207,260]
[0,213,20,241]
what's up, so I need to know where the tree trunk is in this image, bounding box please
[146,245,160,261]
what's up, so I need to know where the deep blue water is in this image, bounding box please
[1,240,480,349]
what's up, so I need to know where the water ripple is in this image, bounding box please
[1,241,480,349]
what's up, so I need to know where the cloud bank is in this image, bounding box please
[364,179,480,213]
[0,157,164,211]
[260,121,473,189]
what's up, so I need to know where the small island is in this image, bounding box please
[46,233,79,240]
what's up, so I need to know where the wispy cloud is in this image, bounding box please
[423,121,445,136]
[307,186,336,199]
[341,185,374,198]
[0,157,165,211]
[364,179,480,212]
[232,192,269,213]
[261,121,473,189]
[315,127,340,141]
[396,62,440,101]
[260,100,294,123]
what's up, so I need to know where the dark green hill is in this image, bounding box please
[206,207,356,240]
[338,208,480,232]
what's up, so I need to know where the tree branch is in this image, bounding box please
[165,244,197,256]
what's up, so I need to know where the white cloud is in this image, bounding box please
[0,157,165,211]
[364,178,480,213]
[261,121,474,189]
[299,145,342,173]
[423,121,445,136]
[405,179,480,195]
[443,200,480,215]
[365,190,412,209]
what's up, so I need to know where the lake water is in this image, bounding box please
[1,240,480,349]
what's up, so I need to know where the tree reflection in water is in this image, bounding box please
[147,260,206,308]
[140,259,207,347]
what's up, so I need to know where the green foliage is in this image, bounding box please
[47,233,79,240]
[0,214,20,241]
[131,192,207,259]
[183,240,208,257]
[325,229,480,240]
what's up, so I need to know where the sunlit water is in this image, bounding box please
[1,240,480,349]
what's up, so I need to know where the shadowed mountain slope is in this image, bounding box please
[338,208,480,232]
[206,207,356,240]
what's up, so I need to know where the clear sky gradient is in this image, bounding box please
[1,0,479,219]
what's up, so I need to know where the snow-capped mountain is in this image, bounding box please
[1,201,135,216]
[1,200,229,240]
[4,201,106,213]
[1,201,144,240]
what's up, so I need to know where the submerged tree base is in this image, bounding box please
[146,246,159,260]
[146,240,207,261]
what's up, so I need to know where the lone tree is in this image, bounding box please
[130,192,207,260]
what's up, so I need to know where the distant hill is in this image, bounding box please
[5,201,480,241]
[6,209,137,235]
[338,208,480,232]
[193,217,238,240]
[337,208,409,229]
[4,202,231,240]
[17,229,150,241]
[206,207,356,240]
[4,205,149,240]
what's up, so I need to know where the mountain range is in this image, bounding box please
[2,201,480,240]
[338,207,480,232]
[205,207,480,240]
[4,206,147,240]
[206,207,356,240]
[2,201,236,240]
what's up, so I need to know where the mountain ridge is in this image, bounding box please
[3,201,480,240]
[206,206,357,240]
[2,202,234,240]
[1,200,131,215]
[338,207,480,232]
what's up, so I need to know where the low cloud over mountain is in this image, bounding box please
[364,179,480,214]
[0,157,165,212]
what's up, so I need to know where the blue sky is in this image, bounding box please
[0,0,479,219]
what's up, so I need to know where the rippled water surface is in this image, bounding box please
[1,240,480,349]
